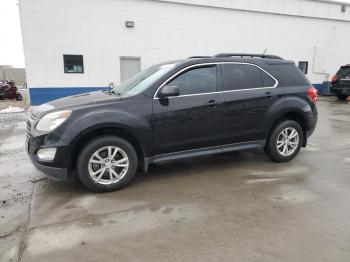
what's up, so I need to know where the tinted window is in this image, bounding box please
[222,64,262,91]
[167,66,217,95]
[270,64,309,87]
[298,61,308,74]
[337,67,350,78]
[262,71,276,87]
[63,55,84,73]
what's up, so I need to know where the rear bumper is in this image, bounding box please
[331,86,350,96]
[306,107,318,137]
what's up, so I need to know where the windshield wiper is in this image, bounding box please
[103,89,122,96]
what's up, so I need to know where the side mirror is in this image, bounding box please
[158,85,180,98]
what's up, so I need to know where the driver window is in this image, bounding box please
[167,66,217,96]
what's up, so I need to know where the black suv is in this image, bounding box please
[331,65,350,100]
[26,53,318,192]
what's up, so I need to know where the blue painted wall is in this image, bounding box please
[29,87,107,105]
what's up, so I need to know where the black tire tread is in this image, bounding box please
[76,136,138,192]
[265,120,303,163]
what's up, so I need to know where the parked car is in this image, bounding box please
[26,53,318,192]
[0,81,23,101]
[331,65,350,100]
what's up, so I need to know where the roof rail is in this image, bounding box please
[188,56,212,59]
[213,53,283,59]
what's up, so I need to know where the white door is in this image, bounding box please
[120,57,141,82]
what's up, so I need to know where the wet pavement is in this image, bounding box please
[0,97,350,262]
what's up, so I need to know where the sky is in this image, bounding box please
[1,0,350,68]
[0,0,24,68]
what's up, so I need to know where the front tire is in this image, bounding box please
[336,94,348,100]
[265,120,303,163]
[77,136,138,192]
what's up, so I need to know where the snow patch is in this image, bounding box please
[0,106,25,114]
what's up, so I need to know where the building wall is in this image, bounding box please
[0,65,26,87]
[19,0,350,105]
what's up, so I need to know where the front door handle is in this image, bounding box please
[206,100,219,108]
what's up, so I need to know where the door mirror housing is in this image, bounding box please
[158,85,180,98]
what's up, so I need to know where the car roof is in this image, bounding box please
[158,53,294,69]
[170,57,293,68]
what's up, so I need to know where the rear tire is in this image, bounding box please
[336,94,348,100]
[77,136,138,192]
[265,120,303,163]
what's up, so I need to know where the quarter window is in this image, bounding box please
[298,61,308,75]
[166,66,217,96]
[63,55,84,73]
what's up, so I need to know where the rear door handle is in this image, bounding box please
[265,91,273,99]
[206,100,219,108]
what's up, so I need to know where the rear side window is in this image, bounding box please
[222,64,275,91]
[167,66,217,95]
[270,64,309,87]
[336,67,350,79]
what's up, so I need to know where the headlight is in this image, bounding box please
[36,110,71,132]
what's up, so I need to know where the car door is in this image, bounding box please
[220,63,277,144]
[152,65,224,156]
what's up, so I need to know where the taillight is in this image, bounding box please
[308,86,318,104]
[332,75,338,83]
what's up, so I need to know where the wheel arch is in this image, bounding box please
[68,124,147,174]
[267,110,308,147]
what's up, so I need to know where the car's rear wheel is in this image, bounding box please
[77,136,138,192]
[336,94,348,100]
[265,120,303,162]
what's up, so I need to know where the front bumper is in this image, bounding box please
[26,120,70,181]
[28,154,68,181]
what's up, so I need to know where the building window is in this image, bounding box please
[63,55,84,73]
[298,61,308,75]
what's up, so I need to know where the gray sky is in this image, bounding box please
[1,0,350,68]
[0,0,24,68]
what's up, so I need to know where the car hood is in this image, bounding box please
[30,91,122,119]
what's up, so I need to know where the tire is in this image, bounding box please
[336,94,348,100]
[16,93,23,101]
[264,120,303,163]
[77,136,138,192]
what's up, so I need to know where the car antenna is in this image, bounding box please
[262,48,268,55]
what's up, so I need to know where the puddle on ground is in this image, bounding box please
[269,185,320,205]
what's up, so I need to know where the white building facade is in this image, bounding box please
[19,0,350,105]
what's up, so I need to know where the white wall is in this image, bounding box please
[19,0,350,88]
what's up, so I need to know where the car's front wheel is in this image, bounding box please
[77,136,138,192]
[265,120,303,162]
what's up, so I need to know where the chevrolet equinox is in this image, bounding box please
[27,53,318,192]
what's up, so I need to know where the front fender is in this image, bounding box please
[45,103,153,156]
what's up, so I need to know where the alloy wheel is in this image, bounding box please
[276,127,299,157]
[88,146,129,185]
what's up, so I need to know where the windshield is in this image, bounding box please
[113,63,177,96]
